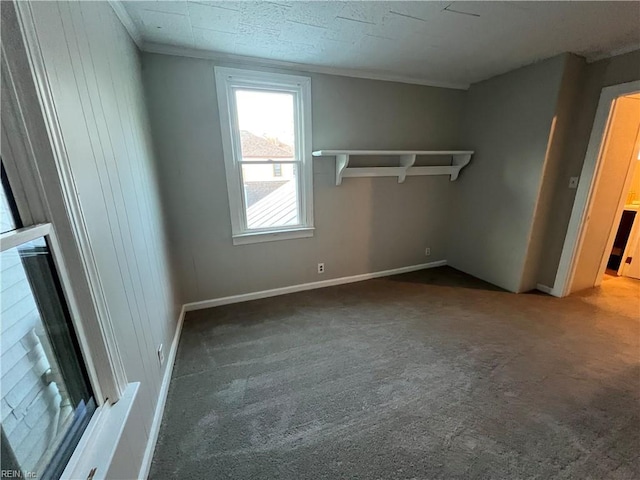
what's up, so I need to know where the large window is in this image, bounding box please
[215,67,313,245]
[0,166,96,479]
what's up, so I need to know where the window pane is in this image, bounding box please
[242,163,299,229]
[235,89,295,162]
[1,237,95,478]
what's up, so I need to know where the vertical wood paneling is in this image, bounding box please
[27,2,179,474]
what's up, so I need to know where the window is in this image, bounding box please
[215,67,313,245]
[0,165,96,479]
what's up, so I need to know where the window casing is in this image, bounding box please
[215,67,314,245]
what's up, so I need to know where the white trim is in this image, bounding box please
[138,307,186,480]
[61,383,140,480]
[184,260,447,312]
[107,1,142,48]
[552,80,640,297]
[232,227,314,245]
[215,66,314,242]
[0,223,51,251]
[142,42,470,91]
[536,283,554,296]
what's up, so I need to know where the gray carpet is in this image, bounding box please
[149,267,640,479]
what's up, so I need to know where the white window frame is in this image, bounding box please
[214,67,314,245]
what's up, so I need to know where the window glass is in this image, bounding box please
[233,88,302,231]
[0,236,95,479]
[235,89,296,162]
[242,163,299,229]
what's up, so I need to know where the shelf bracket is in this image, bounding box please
[336,154,350,185]
[398,154,416,183]
[450,153,472,181]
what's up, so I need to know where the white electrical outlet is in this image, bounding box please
[569,176,579,189]
[425,247,431,256]
[157,344,164,366]
[318,263,325,274]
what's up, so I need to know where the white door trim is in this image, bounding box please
[552,80,640,297]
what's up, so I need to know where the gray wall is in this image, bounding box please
[141,53,466,303]
[27,2,179,477]
[447,55,568,292]
[536,50,640,289]
[520,54,587,292]
[140,47,639,300]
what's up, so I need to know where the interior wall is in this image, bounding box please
[447,55,568,292]
[570,96,640,292]
[626,149,640,204]
[26,2,179,476]
[536,49,640,288]
[519,55,587,292]
[141,53,466,303]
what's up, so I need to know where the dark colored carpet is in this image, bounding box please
[149,267,640,479]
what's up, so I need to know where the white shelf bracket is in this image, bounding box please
[336,154,350,185]
[450,153,472,181]
[398,154,416,183]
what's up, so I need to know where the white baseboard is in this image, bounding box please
[138,305,186,480]
[184,260,447,312]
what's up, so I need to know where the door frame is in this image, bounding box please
[552,80,640,297]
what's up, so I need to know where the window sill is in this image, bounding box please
[232,227,314,245]
[61,382,139,480]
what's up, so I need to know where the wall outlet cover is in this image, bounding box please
[317,263,325,274]
[425,247,431,256]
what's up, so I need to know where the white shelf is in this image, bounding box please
[312,150,474,185]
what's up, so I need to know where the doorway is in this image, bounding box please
[603,146,640,281]
[554,81,640,296]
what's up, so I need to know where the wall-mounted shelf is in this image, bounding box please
[312,150,474,185]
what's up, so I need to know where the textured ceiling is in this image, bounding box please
[121,1,640,88]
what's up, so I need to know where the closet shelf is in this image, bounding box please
[312,150,474,185]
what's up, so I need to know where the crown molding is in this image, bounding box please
[108,0,142,48]
[140,42,470,91]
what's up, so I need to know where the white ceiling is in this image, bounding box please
[120,1,640,89]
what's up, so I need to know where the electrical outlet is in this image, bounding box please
[317,263,325,274]
[569,176,579,189]
[157,344,164,366]
[425,247,431,256]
